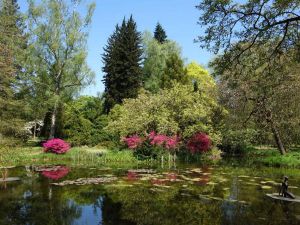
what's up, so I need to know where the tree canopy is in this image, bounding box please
[105,83,223,144]
[142,31,182,93]
[154,22,167,43]
[196,0,300,64]
[26,0,95,138]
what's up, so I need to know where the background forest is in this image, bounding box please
[1,0,300,165]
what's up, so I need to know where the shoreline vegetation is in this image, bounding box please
[1,138,300,168]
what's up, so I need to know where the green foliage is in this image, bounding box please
[0,0,28,136]
[247,147,300,168]
[154,22,167,43]
[161,53,188,89]
[220,129,257,155]
[186,61,216,96]
[63,96,110,146]
[102,16,143,113]
[142,31,182,92]
[106,83,224,145]
[213,43,300,154]
[25,0,95,138]
[196,0,300,63]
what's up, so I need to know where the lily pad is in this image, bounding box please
[289,186,298,189]
[0,177,20,182]
[52,177,117,186]
[190,168,202,173]
[261,185,272,190]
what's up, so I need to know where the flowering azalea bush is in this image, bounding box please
[148,131,179,150]
[186,132,211,154]
[42,166,70,180]
[122,131,180,159]
[122,135,143,149]
[43,138,71,154]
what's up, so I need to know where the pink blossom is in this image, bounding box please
[43,138,70,154]
[187,132,211,154]
[148,131,179,150]
[122,135,143,149]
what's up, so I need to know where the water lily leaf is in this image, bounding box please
[190,168,202,173]
[207,182,217,185]
[0,177,20,182]
[289,186,298,189]
[261,185,272,189]
[238,175,250,178]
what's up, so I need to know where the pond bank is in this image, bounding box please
[1,146,300,168]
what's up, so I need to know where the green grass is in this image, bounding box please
[246,146,300,168]
[0,146,152,167]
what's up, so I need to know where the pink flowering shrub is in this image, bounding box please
[42,166,70,180]
[122,131,180,159]
[122,135,143,149]
[186,132,211,154]
[148,131,179,150]
[43,138,71,154]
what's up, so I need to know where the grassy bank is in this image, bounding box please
[0,145,149,167]
[246,146,300,168]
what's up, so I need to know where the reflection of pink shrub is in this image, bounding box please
[43,138,70,154]
[187,132,211,154]
[166,173,177,181]
[127,171,138,180]
[42,166,70,180]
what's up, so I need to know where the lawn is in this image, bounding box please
[246,146,300,168]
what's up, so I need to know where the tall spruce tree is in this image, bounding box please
[102,16,143,113]
[154,22,167,44]
[0,0,27,135]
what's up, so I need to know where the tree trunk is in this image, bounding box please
[49,100,58,139]
[270,121,286,155]
[33,120,37,140]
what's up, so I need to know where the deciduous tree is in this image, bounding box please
[26,0,95,139]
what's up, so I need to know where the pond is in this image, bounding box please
[1,163,300,225]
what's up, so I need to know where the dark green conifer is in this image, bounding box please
[102,16,143,113]
[0,0,26,135]
[154,22,167,43]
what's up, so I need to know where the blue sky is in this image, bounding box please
[19,0,213,96]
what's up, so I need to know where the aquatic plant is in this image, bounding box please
[187,132,211,153]
[43,138,71,154]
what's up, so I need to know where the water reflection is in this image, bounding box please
[0,165,300,225]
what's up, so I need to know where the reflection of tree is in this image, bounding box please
[0,175,82,225]
[104,186,221,225]
[101,194,135,225]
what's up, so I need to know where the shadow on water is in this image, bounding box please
[1,162,300,225]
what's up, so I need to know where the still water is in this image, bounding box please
[1,163,300,225]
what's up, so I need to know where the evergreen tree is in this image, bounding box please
[0,0,27,135]
[154,22,167,44]
[102,16,143,113]
[161,53,188,89]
